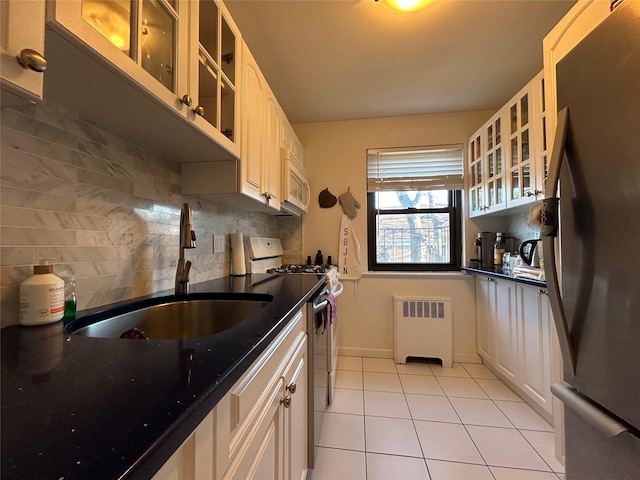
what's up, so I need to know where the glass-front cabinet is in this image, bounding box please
[188,0,239,147]
[506,71,544,208]
[468,71,545,217]
[468,110,506,217]
[48,0,239,157]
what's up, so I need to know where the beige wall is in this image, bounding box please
[295,111,493,361]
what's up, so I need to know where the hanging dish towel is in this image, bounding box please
[338,214,362,280]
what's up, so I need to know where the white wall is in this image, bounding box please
[295,111,493,361]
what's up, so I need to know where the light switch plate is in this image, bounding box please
[213,234,225,254]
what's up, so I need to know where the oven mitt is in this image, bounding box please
[318,188,337,208]
[338,190,360,219]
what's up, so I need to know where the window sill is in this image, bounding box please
[359,271,469,280]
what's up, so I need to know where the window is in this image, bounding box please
[367,145,463,271]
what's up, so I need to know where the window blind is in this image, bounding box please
[367,144,464,192]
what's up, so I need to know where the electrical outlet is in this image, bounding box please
[213,234,226,254]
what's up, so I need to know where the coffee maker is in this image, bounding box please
[475,232,496,268]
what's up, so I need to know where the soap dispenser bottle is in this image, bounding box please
[19,260,65,326]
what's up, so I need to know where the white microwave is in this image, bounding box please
[281,147,310,216]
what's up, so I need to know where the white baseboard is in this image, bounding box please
[337,347,482,365]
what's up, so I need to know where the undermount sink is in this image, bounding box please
[66,293,273,340]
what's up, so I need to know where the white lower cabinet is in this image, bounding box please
[517,284,553,413]
[476,275,554,417]
[152,310,308,480]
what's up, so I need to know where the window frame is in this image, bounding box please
[367,190,463,272]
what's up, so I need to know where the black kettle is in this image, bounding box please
[519,239,542,267]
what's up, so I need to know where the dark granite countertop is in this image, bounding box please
[1,274,325,480]
[460,266,547,288]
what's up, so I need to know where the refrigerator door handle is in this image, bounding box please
[551,382,629,438]
[542,107,576,374]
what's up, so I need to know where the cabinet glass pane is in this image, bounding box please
[472,188,478,211]
[477,160,482,184]
[478,188,484,210]
[220,79,234,140]
[199,0,218,62]
[469,141,475,161]
[221,17,236,85]
[511,171,519,199]
[510,104,517,134]
[489,181,495,206]
[471,165,476,186]
[511,137,518,166]
[198,57,218,127]
[522,129,530,162]
[488,152,494,178]
[488,125,493,150]
[495,118,501,145]
[521,94,529,127]
[497,177,504,204]
[523,164,531,194]
[542,117,547,151]
[496,147,502,174]
[541,78,546,113]
[141,0,175,92]
[475,136,481,158]
[82,0,132,56]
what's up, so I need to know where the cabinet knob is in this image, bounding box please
[180,95,193,106]
[193,106,205,117]
[280,395,291,408]
[486,277,495,282]
[286,382,297,394]
[16,48,47,73]
[538,289,548,296]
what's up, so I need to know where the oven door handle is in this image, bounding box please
[312,298,329,316]
[332,281,344,298]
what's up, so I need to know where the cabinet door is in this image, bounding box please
[282,335,308,480]
[484,111,507,213]
[224,378,284,480]
[49,0,189,115]
[493,279,518,383]
[188,0,240,157]
[240,42,265,203]
[518,285,553,414]
[476,276,495,362]
[0,0,46,102]
[263,92,282,210]
[468,130,485,217]
[506,83,536,207]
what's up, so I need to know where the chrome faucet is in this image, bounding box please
[175,203,196,294]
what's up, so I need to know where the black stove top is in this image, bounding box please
[267,264,331,274]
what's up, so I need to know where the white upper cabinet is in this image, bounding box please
[187,0,239,153]
[505,72,544,208]
[543,0,610,157]
[468,109,507,216]
[0,0,47,103]
[468,71,546,217]
[44,0,239,160]
[239,40,281,211]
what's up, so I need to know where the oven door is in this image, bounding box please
[307,290,331,469]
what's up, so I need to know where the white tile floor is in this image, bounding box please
[311,356,564,480]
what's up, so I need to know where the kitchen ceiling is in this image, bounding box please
[225,0,577,125]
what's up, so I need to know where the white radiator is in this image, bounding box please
[394,296,453,368]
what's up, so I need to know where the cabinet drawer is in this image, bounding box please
[226,311,304,456]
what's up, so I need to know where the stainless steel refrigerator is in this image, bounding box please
[542,1,640,478]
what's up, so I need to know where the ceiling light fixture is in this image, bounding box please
[374,0,436,13]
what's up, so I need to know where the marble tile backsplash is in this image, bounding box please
[0,103,294,327]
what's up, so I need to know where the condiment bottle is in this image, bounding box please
[19,260,65,326]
